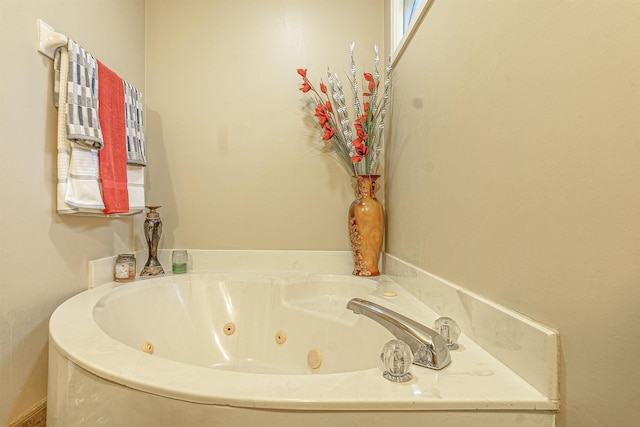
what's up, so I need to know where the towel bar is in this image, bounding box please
[37,19,68,59]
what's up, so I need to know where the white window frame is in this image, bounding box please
[390,0,434,64]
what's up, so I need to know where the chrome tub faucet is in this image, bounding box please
[346,298,451,370]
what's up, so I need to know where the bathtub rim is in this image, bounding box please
[49,269,556,412]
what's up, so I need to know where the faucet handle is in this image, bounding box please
[433,317,461,350]
[381,340,414,382]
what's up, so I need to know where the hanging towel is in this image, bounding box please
[122,80,146,211]
[66,40,103,149]
[123,80,147,166]
[127,166,146,211]
[97,60,129,214]
[54,46,105,215]
[65,147,104,209]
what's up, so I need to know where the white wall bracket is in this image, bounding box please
[37,19,67,59]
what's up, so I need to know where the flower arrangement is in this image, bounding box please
[297,43,391,176]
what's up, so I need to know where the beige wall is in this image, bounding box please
[387,0,640,425]
[144,0,384,250]
[0,0,145,424]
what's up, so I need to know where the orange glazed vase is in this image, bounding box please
[348,175,384,276]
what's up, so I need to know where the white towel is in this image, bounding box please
[65,146,104,209]
[55,46,105,215]
[127,166,145,211]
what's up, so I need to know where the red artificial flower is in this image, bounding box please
[320,82,327,94]
[352,127,369,147]
[364,72,375,93]
[322,126,335,140]
[325,100,332,112]
[297,68,307,77]
[350,142,369,163]
[354,118,363,136]
[315,103,330,128]
[353,108,370,136]
[351,125,370,163]
[299,81,311,93]
[356,144,369,155]
[354,127,368,142]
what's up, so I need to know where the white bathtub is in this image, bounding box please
[48,268,555,426]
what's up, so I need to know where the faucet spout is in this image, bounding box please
[346,298,451,370]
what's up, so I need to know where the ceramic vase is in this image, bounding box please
[348,175,384,276]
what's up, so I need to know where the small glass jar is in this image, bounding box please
[172,250,187,274]
[114,254,136,282]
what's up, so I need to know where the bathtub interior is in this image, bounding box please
[93,272,398,374]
